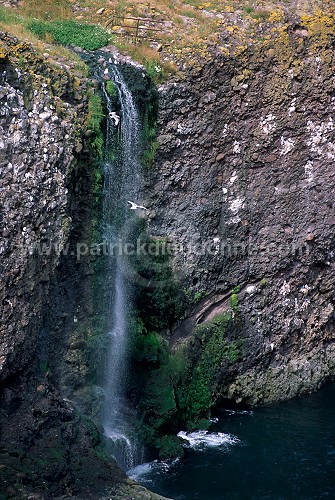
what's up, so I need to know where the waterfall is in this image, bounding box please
[100,63,142,471]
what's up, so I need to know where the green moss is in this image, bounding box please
[179,372,211,428]
[231,293,238,313]
[180,313,242,427]
[87,92,105,160]
[87,93,104,131]
[106,80,117,98]
[142,139,159,168]
[184,288,208,304]
[81,416,100,446]
[230,285,240,315]
[140,93,159,169]
[125,221,244,454]
[130,305,243,454]
[141,333,162,363]
[133,351,185,448]
[178,313,243,428]
[130,231,187,331]
[156,435,184,460]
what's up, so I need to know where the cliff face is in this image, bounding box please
[0,35,123,499]
[0,34,170,499]
[146,23,335,405]
[0,37,81,381]
[1,6,335,493]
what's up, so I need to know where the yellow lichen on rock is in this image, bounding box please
[0,43,8,61]
[268,8,285,23]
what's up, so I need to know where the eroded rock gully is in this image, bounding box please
[145,31,335,405]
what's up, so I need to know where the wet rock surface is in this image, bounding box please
[146,29,335,405]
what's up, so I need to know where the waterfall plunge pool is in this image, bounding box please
[129,382,335,499]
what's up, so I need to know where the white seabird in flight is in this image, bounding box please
[127,201,148,210]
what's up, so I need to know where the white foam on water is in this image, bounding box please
[223,409,253,416]
[128,462,153,481]
[128,459,179,482]
[177,430,239,449]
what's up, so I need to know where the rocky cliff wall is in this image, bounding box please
[0,35,166,499]
[145,21,335,405]
[0,34,169,499]
[0,35,83,381]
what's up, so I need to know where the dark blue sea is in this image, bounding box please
[129,382,335,499]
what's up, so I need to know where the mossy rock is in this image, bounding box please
[116,480,172,499]
[157,435,184,460]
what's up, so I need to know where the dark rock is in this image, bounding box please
[145,32,335,406]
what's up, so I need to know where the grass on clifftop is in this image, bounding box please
[0,8,88,74]
[1,0,335,74]
[0,1,110,72]
[28,19,110,50]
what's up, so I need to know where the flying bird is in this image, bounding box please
[127,201,148,210]
[104,67,109,74]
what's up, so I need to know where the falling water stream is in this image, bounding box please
[100,62,142,470]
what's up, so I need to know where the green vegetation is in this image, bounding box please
[20,0,72,21]
[141,99,159,168]
[143,59,166,84]
[123,222,244,458]
[28,19,110,50]
[134,310,244,453]
[131,321,164,365]
[157,435,185,460]
[106,80,117,98]
[184,288,208,304]
[184,313,243,424]
[231,285,240,316]
[129,256,244,456]
[86,93,105,159]
[130,229,187,331]
[0,5,22,24]
[2,0,335,80]
[142,137,159,168]
[243,6,255,15]
[0,8,88,75]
